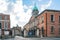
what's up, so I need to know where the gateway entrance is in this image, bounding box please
[28,30,35,37]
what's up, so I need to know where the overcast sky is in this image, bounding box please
[0,0,60,28]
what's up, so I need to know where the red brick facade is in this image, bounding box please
[37,10,60,37]
[0,13,10,36]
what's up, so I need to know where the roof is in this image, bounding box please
[36,9,60,17]
[44,9,60,12]
[0,13,10,16]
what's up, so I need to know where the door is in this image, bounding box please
[41,27,44,37]
[28,30,35,37]
[0,23,1,29]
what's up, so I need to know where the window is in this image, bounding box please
[59,27,60,34]
[4,22,8,29]
[51,15,54,22]
[0,23,1,29]
[42,27,44,34]
[41,16,44,23]
[5,16,8,20]
[51,26,54,33]
[59,16,60,23]
[0,16,2,20]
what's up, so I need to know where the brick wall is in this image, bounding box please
[37,10,60,37]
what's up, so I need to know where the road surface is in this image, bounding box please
[0,36,60,40]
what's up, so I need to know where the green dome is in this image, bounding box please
[33,5,38,11]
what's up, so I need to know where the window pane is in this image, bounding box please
[0,16,2,20]
[59,28,60,33]
[4,22,8,29]
[5,16,8,20]
[51,26,54,32]
[0,23,1,29]
[51,15,54,22]
[59,16,60,23]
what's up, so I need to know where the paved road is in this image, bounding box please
[0,36,60,40]
[0,38,14,40]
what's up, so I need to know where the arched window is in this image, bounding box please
[51,26,54,33]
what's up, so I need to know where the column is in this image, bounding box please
[0,29,1,36]
[41,30,43,38]
[2,29,4,38]
[12,29,14,37]
[24,30,27,37]
[36,29,39,37]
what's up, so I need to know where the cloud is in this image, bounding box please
[0,0,32,28]
[0,0,8,13]
[23,5,28,9]
[11,0,32,28]
[40,0,52,11]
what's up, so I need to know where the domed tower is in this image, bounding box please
[32,4,39,17]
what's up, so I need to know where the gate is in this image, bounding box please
[28,30,35,37]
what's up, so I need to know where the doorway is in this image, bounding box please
[0,23,1,29]
[28,29,35,37]
[41,27,44,37]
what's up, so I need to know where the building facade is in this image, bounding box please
[12,25,22,37]
[0,13,10,37]
[23,7,60,37]
[37,10,60,37]
[23,5,40,37]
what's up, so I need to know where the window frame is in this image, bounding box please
[41,16,44,23]
[4,16,8,20]
[0,22,2,29]
[0,16,2,20]
[51,26,54,34]
[4,22,8,30]
[59,16,60,23]
[59,27,60,34]
[51,15,54,22]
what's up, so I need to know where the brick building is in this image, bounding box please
[0,13,10,37]
[23,5,60,37]
[37,9,60,37]
[23,5,40,37]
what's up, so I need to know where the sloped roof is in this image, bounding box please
[36,9,60,17]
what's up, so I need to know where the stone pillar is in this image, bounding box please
[12,29,14,37]
[24,30,27,37]
[41,30,43,38]
[36,29,39,37]
[0,29,1,36]
[2,29,4,38]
